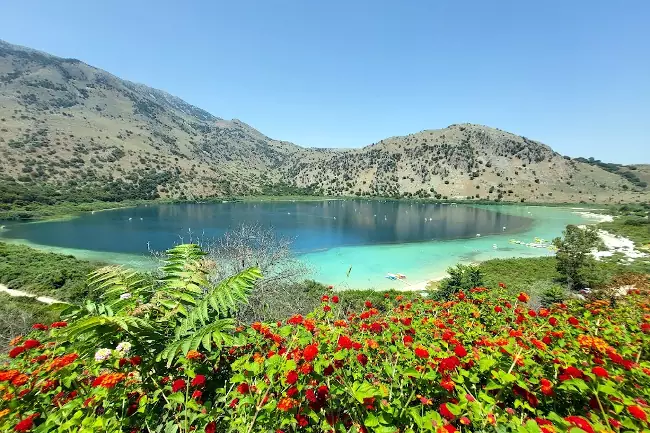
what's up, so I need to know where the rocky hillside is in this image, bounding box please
[286,125,648,203]
[0,40,647,204]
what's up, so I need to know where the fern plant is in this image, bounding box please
[58,244,261,365]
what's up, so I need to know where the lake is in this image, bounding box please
[0,201,594,289]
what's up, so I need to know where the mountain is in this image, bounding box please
[0,40,647,205]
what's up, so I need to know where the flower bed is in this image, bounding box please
[1,288,649,432]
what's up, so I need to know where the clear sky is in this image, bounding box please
[2,0,648,163]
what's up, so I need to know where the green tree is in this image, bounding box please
[552,225,603,290]
[433,264,484,300]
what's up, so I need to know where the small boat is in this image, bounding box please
[385,273,398,280]
[395,273,407,280]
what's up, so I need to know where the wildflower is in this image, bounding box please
[11,374,29,387]
[277,397,297,411]
[628,405,647,422]
[337,335,354,350]
[0,370,20,382]
[287,314,303,325]
[494,306,503,313]
[186,350,202,360]
[460,417,471,425]
[323,305,331,312]
[487,414,496,425]
[549,317,558,326]
[229,398,239,408]
[115,342,132,355]
[441,376,455,391]
[540,378,554,396]
[0,408,9,418]
[191,375,206,387]
[454,344,467,357]
[517,292,530,303]
[439,403,454,419]
[568,317,579,326]
[92,373,126,389]
[592,366,609,378]
[286,386,299,397]
[286,370,298,385]
[357,353,368,366]
[48,353,78,371]
[403,335,414,345]
[438,356,460,373]
[94,348,112,362]
[559,366,584,381]
[23,339,40,350]
[332,295,339,303]
[237,383,250,394]
[564,416,594,433]
[8,346,26,358]
[171,379,186,393]
[414,346,429,359]
[364,301,373,308]
[205,422,216,433]
[419,395,432,405]
[32,323,48,331]
[50,321,67,328]
[120,292,132,300]
[192,390,202,400]
[14,414,37,432]
[303,344,318,361]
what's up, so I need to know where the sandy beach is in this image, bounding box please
[0,283,62,304]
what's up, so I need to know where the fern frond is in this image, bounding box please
[174,267,261,338]
[161,319,235,366]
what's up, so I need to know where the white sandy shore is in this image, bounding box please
[572,211,614,223]
[593,230,648,260]
[0,283,62,304]
[396,274,447,292]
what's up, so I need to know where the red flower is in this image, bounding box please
[9,346,26,358]
[357,353,368,366]
[286,386,299,397]
[441,376,455,391]
[591,366,609,378]
[517,292,530,303]
[568,317,579,326]
[303,344,318,362]
[628,405,647,422]
[50,321,67,328]
[337,335,354,350]
[540,378,554,396]
[548,317,558,326]
[23,339,40,350]
[414,346,429,359]
[454,345,467,358]
[442,425,457,433]
[439,403,454,419]
[205,422,216,433]
[403,335,414,345]
[364,301,373,308]
[14,416,36,432]
[129,356,142,366]
[321,295,329,302]
[559,366,583,381]
[237,383,250,394]
[171,379,186,393]
[323,305,331,312]
[192,390,202,400]
[32,323,48,330]
[286,370,298,385]
[229,398,239,408]
[494,306,503,313]
[498,282,506,288]
[332,295,339,303]
[191,375,206,388]
[564,416,594,433]
[438,356,460,373]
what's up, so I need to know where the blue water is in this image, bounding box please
[0,201,594,289]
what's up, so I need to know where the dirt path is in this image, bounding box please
[0,283,62,304]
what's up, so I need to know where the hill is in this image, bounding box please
[1,39,648,206]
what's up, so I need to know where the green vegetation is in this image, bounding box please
[0,293,60,347]
[0,242,101,300]
[574,157,648,188]
[553,225,603,290]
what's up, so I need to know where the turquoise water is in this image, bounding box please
[0,201,595,289]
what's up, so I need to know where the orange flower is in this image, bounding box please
[47,353,79,371]
[277,397,297,411]
[92,372,126,389]
[186,350,203,360]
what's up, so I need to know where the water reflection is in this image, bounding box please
[0,201,532,254]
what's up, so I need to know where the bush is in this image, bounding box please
[432,264,483,300]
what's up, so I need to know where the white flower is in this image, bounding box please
[94,348,112,362]
[115,342,132,354]
[120,293,132,300]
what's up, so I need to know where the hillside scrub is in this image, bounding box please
[1,244,650,432]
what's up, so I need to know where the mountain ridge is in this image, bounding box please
[0,39,647,205]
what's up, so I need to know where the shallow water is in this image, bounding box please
[0,201,594,289]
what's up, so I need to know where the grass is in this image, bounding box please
[478,256,560,291]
